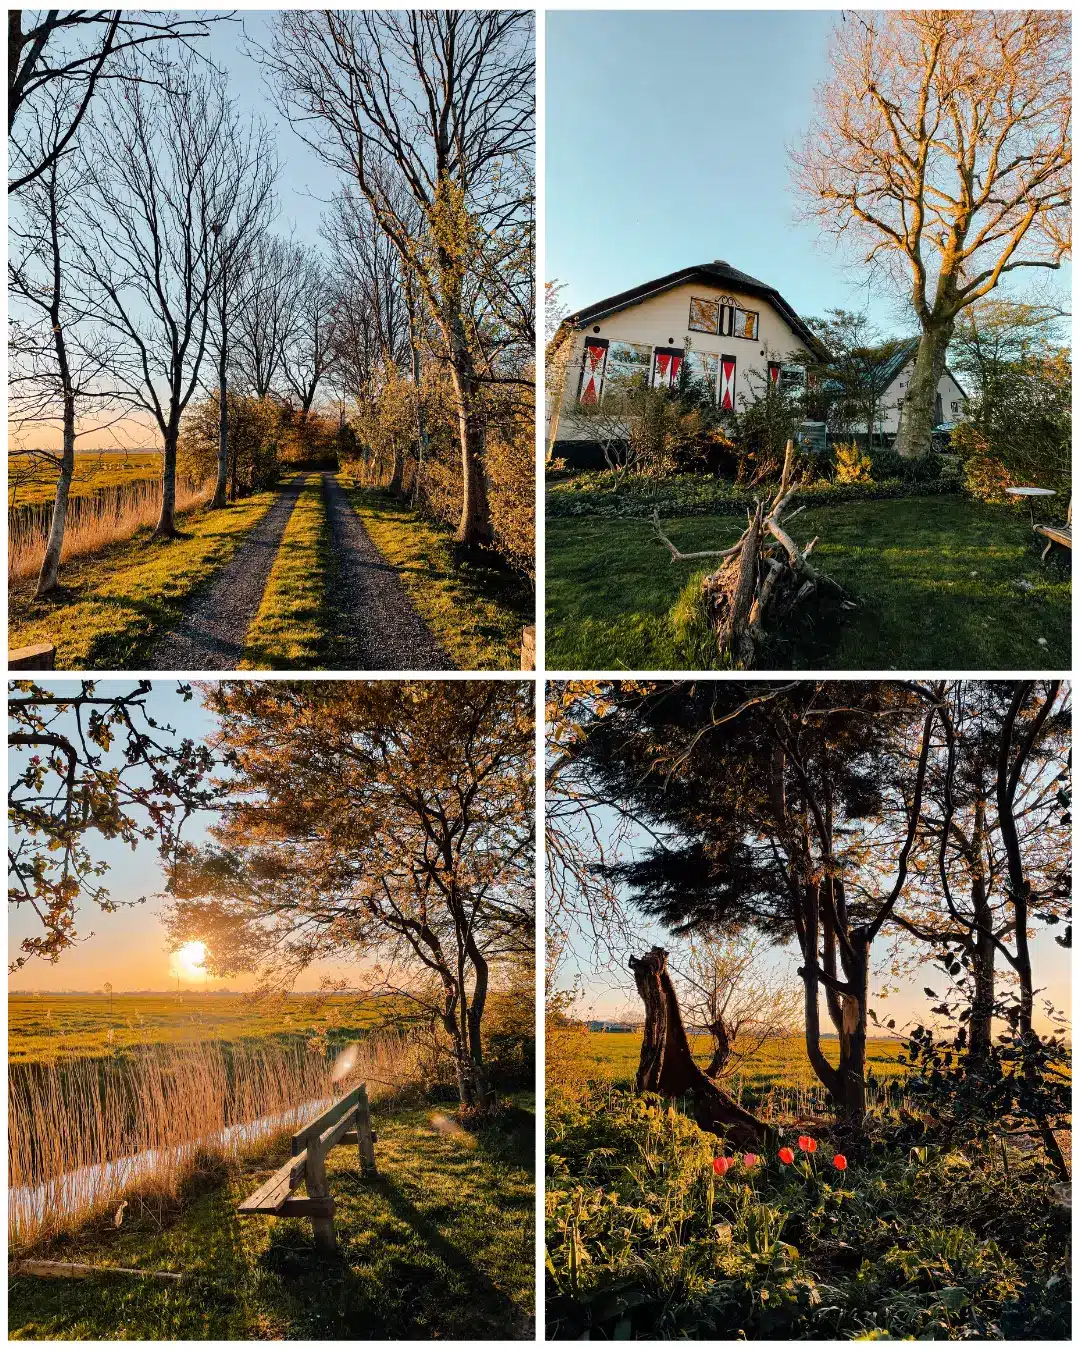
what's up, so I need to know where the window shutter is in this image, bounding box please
[767,361,781,388]
[578,338,608,404]
[720,354,737,410]
[653,346,684,389]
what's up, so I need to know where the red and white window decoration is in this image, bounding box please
[578,338,608,405]
[767,361,782,388]
[652,347,684,389]
[719,354,737,410]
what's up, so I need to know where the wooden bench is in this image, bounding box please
[1035,522,1072,559]
[238,1083,377,1254]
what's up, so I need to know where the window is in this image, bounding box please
[604,341,652,396]
[780,363,803,394]
[733,307,759,341]
[684,350,719,400]
[653,347,684,388]
[689,297,719,333]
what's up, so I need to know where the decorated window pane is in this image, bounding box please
[733,307,759,340]
[780,363,803,393]
[604,341,652,394]
[685,350,719,400]
[688,296,720,333]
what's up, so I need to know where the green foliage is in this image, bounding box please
[546,1087,1070,1340]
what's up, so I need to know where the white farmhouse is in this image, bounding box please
[863,341,968,445]
[547,261,827,463]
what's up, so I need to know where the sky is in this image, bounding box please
[8,11,338,455]
[546,10,1072,336]
[8,681,361,993]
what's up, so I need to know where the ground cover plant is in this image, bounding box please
[546,496,1069,670]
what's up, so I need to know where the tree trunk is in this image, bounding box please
[894,319,953,458]
[704,1015,733,1078]
[154,424,181,537]
[446,316,492,547]
[967,872,996,1061]
[212,286,229,509]
[834,931,869,1126]
[629,947,771,1148]
[36,392,76,596]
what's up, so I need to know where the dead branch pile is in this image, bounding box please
[652,440,855,668]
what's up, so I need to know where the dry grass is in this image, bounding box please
[9,1027,430,1253]
[8,475,213,581]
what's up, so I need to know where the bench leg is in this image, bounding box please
[357,1084,377,1177]
[305,1142,336,1255]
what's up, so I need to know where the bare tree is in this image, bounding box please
[791,11,1071,456]
[8,91,120,595]
[262,9,534,547]
[73,51,275,536]
[232,233,304,400]
[8,8,224,194]
[277,247,337,421]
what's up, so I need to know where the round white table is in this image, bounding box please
[1006,486,1056,526]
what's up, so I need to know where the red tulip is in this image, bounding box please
[743,1153,759,1168]
[833,1153,848,1171]
[712,1156,733,1176]
[797,1135,817,1153]
[778,1146,795,1165]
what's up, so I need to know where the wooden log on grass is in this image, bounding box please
[13,1260,184,1281]
[9,643,56,670]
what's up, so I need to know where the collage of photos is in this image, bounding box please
[5,5,1073,1346]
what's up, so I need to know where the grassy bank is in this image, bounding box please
[240,476,332,670]
[339,479,532,670]
[9,452,163,508]
[10,1093,536,1340]
[8,485,289,669]
[546,495,1070,670]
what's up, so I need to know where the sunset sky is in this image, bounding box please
[8,682,363,993]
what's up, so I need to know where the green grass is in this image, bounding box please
[8,486,289,669]
[240,476,331,670]
[339,478,533,670]
[9,452,164,508]
[9,1094,536,1340]
[6,993,406,1065]
[582,1030,907,1093]
[546,495,1071,670]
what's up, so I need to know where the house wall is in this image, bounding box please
[878,364,967,435]
[548,279,813,447]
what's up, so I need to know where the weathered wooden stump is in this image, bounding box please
[9,643,56,670]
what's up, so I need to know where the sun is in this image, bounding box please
[172,941,207,982]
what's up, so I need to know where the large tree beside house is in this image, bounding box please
[791,10,1070,458]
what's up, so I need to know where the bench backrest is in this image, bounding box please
[291,1085,362,1156]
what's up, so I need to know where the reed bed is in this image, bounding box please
[8,475,212,581]
[9,1027,429,1252]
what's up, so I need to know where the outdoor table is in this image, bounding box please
[1006,486,1056,528]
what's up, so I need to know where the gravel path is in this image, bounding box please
[147,476,307,671]
[323,472,455,670]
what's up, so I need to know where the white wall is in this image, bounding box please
[878,364,968,435]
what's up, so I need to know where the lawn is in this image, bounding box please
[9,1093,536,1340]
[546,495,1071,670]
[7,485,289,668]
[9,451,163,508]
[340,479,533,670]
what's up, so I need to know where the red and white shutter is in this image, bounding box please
[653,347,684,389]
[578,338,608,404]
[767,361,781,389]
[719,354,737,410]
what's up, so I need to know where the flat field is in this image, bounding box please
[7,992,399,1064]
[9,451,163,507]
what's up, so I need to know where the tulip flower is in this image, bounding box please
[797,1135,817,1153]
[778,1146,795,1164]
[743,1153,759,1168]
[832,1153,848,1171]
[713,1156,733,1176]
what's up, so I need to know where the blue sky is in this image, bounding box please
[546,10,1071,337]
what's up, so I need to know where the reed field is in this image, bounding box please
[8,450,164,508]
[8,472,212,581]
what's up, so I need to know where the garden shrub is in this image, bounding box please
[834,441,872,483]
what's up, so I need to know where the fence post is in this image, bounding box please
[356,1082,377,1176]
[304,1136,337,1255]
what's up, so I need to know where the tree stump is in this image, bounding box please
[653,440,854,668]
[629,946,771,1148]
